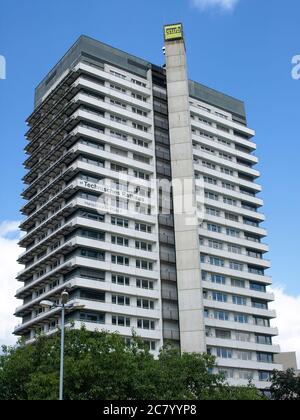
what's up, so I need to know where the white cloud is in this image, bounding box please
[270,286,300,367]
[0,221,22,347]
[192,0,240,12]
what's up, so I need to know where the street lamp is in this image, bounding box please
[40,290,85,401]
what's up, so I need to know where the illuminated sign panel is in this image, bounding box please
[164,24,183,41]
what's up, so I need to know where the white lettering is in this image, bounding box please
[292,55,300,80]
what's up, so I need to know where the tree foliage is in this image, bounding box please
[0,327,264,400]
[270,369,300,400]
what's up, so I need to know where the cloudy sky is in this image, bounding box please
[0,0,299,365]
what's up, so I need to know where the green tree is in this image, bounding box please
[0,327,263,400]
[270,369,300,400]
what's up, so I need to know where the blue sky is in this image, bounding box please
[1,0,299,296]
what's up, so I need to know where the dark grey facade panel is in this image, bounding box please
[35,35,152,107]
[34,34,247,123]
[188,80,246,121]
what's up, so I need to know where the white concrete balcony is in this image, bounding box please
[199,244,271,269]
[203,213,267,237]
[73,124,154,157]
[189,104,255,140]
[226,378,271,390]
[194,164,262,193]
[206,337,280,354]
[205,318,279,336]
[190,119,256,153]
[73,256,159,281]
[23,141,76,186]
[194,150,260,178]
[197,183,264,213]
[74,197,157,226]
[192,133,258,165]
[22,167,77,211]
[198,228,269,253]
[203,299,276,319]
[74,77,152,111]
[26,68,80,126]
[73,142,153,174]
[75,298,161,322]
[215,357,282,372]
[74,91,153,127]
[18,219,75,264]
[19,200,76,246]
[77,108,154,142]
[202,281,275,302]
[200,263,272,285]
[72,320,162,342]
[70,157,154,191]
[75,62,151,96]
[18,233,159,282]
[15,273,161,317]
[17,237,78,280]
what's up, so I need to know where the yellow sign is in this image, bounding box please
[164,24,183,41]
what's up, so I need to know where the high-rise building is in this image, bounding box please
[14,24,281,388]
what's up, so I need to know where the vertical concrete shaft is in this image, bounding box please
[165,37,206,353]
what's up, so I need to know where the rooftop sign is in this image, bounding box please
[164,24,183,42]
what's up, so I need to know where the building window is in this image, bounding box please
[137,319,155,330]
[225,212,239,222]
[204,176,217,185]
[210,257,225,267]
[232,295,247,306]
[214,311,229,321]
[213,292,228,303]
[205,191,219,201]
[111,255,129,266]
[236,350,252,361]
[206,207,220,217]
[226,228,240,237]
[211,274,226,285]
[259,371,271,382]
[231,278,245,288]
[234,313,248,324]
[250,282,266,293]
[111,217,129,228]
[112,295,130,306]
[254,317,270,327]
[79,290,105,302]
[135,223,152,233]
[228,245,242,254]
[207,224,222,233]
[209,240,223,250]
[252,299,268,310]
[256,335,272,345]
[217,347,232,359]
[136,260,153,271]
[136,279,154,290]
[112,315,130,327]
[229,261,244,271]
[110,163,128,174]
[137,299,154,310]
[257,353,273,363]
[80,248,105,261]
[235,331,251,342]
[215,329,231,340]
[111,236,129,247]
[134,170,150,180]
[79,312,105,324]
[112,275,130,286]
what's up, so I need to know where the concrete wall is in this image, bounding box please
[165,39,206,353]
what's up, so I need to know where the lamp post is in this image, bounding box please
[59,290,69,401]
[40,290,85,401]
